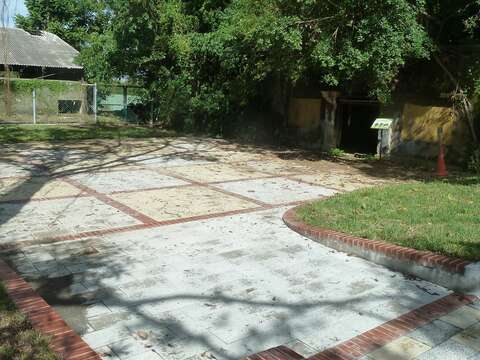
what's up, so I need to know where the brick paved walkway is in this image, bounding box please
[0,137,478,360]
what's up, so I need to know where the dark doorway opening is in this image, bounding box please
[339,101,380,154]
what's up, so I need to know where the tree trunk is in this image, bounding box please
[434,54,478,144]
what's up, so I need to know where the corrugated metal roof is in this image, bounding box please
[0,28,83,69]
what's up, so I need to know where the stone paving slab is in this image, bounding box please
[367,336,432,360]
[453,322,480,351]
[0,161,44,178]
[439,306,480,329]
[291,173,390,192]
[126,154,213,168]
[0,137,475,360]
[71,170,189,194]
[0,177,83,201]
[408,320,462,347]
[214,178,337,205]
[169,163,270,183]
[110,186,259,222]
[0,196,141,244]
[239,161,312,176]
[4,208,451,360]
[414,338,479,360]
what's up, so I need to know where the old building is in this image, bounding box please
[0,28,90,123]
[0,27,83,80]
[287,90,468,160]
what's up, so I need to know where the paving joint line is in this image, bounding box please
[0,201,311,250]
[61,177,158,225]
[153,170,273,208]
[207,159,344,193]
[0,172,312,203]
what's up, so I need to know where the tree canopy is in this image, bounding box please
[15,0,480,133]
[15,0,108,50]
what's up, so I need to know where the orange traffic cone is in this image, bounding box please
[437,144,448,177]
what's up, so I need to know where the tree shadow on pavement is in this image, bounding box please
[0,136,471,359]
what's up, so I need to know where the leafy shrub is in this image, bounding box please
[329,148,346,157]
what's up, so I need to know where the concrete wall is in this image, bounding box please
[288,98,322,129]
[391,103,470,159]
[287,92,340,150]
[284,90,470,160]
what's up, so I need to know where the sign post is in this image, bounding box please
[371,118,393,159]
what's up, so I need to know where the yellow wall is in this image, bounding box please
[288,98,322,129]
[401,103,467,145]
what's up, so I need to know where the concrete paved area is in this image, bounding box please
[0,137,478,360]
[361,302,480,359]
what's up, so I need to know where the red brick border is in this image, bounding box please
[0,205,269,250]
[0,258,100,360]
[155,171,273,207]
[243,293,477,360]
[242,345,305,360]
[61,177,159,225]
[283,207,471,274]
[308,293,477,360]
[0,168,325,250]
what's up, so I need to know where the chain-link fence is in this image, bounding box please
[0,79,144,125]
[96,84,143,124]
[0,79,96,124]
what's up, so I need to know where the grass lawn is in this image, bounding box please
[297,180,480,261]
[0,283,58,359]
[0,124,174,143]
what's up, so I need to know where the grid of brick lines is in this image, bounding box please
[1,161,478,360]
[0,162,332,359]
[0,163,329,250]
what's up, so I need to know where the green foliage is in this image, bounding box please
[8,79,73,95]
[15,0,108,51]
[78,0,431,131]
[328,148,346,157]
[418,1,480,97]
[19,0,480,134]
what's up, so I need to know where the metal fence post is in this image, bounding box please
[32,89,36,124]
[123,85,128,122]
[93,83,98,124]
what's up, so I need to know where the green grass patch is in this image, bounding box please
[0,124,174,143]
[297,181,480,261]
[0,283,58,359]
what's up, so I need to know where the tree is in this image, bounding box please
[87,0,430,130]
[421,0,480,141]
[15,0,108,50]
[20,0,476,138]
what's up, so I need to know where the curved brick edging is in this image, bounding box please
[242,293,478,360]
[0,259,100,360]
[309,293,477,360]
[242,345,305,360]
[283,206,480,292]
